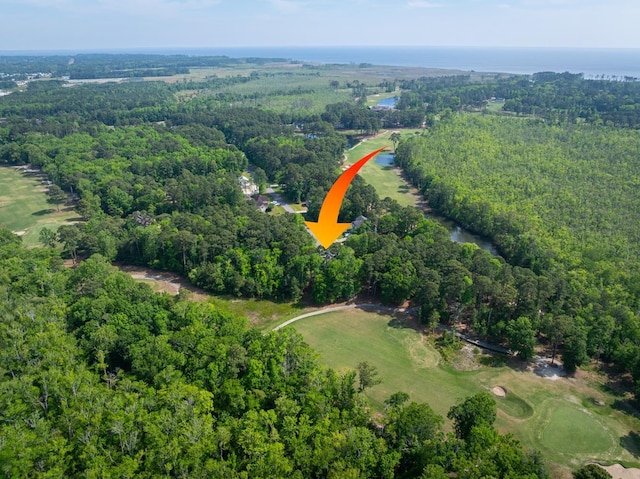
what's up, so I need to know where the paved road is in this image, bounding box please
[265,186,317,245]
[265,187,296,213]
[273,303,414,330]
[265,187,309,214]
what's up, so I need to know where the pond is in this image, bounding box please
[376,96,397,108]
[375,153,395,167]
[430,214,499,256]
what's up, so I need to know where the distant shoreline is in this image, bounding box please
[1,46,639,78]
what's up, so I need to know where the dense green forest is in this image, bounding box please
[394,114,640,390]
[0,230,549,477]
[396,72,640,128]
[1,54,640,476]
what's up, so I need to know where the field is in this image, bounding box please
[347,129,423,207]
[208,296,313,330]
[0,166,78,246]
[287,308,640,473]
[171,62,491,113]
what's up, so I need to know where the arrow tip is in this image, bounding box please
[305,221,352,249]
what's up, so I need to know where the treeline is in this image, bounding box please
[0,73,636,384]
[0,80,175,130]
[0,53,288,78]
[395,114,640,394]
[1,99,586,377]
[2,123,324,301]
[2,57,640,395]
[0,230,549,478]
[397,72,640,128]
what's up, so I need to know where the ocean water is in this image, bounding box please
[176,46,640,78]
[4,46,640,78]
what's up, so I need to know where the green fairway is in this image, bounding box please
[292,309,488,415]
[287,308,640,470]
[0,166,79,246]
[347,129,423,208]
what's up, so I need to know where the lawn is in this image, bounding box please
[0,166,79,246]
[346,129,423,208]
[485,99,506,112]
[208,296,313,330]
[287,308,640,472]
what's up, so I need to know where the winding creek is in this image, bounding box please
[374,152,499,255]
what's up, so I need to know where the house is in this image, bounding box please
[255,195,270,213]
[238,175,259,196]
[351,215,367,229]
[132,211,154,227]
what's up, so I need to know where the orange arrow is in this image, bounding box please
[305,147,386,248]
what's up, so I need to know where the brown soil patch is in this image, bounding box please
[600,464,640,479]
[492,386,507,397]
[449,344,482,371]
[115,264,211,300]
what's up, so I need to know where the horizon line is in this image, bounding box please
[2,45,640,55]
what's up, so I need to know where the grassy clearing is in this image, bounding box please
[288,308,640,471]
[0,166,79,246]
[267,205,287,216]
[288,202,307,213]
[169,62,481,112]
[208,296,312,330]
[124,267,312,330]
[346,129,423,207]
[291,309,478,414]
[485,99,506,112]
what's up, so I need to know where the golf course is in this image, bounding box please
[347,128,423,208]
[0,166,78,246]
[284,307,640,473]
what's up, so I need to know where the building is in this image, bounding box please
[238,176,259,196]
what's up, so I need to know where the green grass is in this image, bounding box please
[207,296,311,330]
[172,62,488,113]
[291,309,478,414]
[268,205,287,216]
[288,202,307,213]
[347,129,423,208]
[496,392,534,419]
[287,308,640,470]
[0,166,79,246]
[485,100,506,112]
[541,406,614,456]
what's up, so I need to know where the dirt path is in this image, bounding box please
[116,264,210,300]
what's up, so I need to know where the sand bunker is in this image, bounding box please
[600,464,640,479]
[492,386,506,397]
[532,357,566,380]
[13,230,26,236]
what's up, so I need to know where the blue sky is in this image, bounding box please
[2,0,639,51]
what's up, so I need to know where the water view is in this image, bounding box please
[377,153,498,255]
